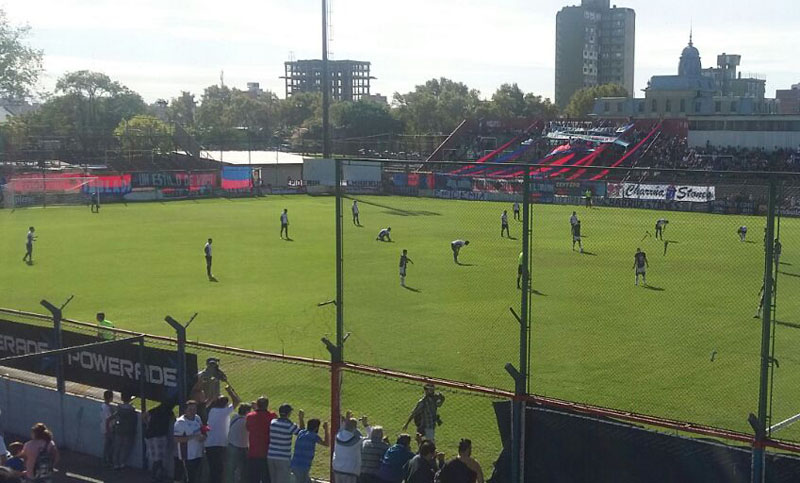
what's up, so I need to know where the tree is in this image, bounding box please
[331,99,403,138]
[167,91,197,128]
[564,83,628,118]
[393,78,482,134]
[113,115,173,154]
[0,9,43,99]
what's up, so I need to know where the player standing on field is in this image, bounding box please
[501,210,510,238]
[280,209,290,240]
[655,218,668,240]
[513,201,520,221]
[22,226,36,263]
[517,251,524,289]
[738,226,748,242]
[451,240,469,264]
[633,248,649,286]
[91,191,100,213]
[204,238,213,280]
[399,249,413,287]
[376,227,392,242]
[352,200,360,226]
[570,211,578,230]
[572,221,583,253]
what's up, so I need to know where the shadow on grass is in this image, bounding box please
[777,320,800,330]
[456,262,477,267]
[643,285,666,292]
[504,236,518,241]
[531,289,548,296]
[744,240,757,244]
[581,251,598,256]
[402,285,422,293]
[779,271,800,279]
[348,197,441,217]
[780,261,793,266]
[209,276,219,283]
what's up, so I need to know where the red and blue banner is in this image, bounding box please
[221,166,253,190]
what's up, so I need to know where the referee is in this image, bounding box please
[204,238,213,280]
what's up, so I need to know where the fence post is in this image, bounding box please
[139,337,148,470]
[166,314,196,411]
[752,177,777,483]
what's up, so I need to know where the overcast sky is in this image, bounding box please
[4,0,798,103]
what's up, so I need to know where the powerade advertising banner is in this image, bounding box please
[0,319,197,402]
[607,183,715,202]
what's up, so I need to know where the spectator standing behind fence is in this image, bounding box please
[290,418,329,483]
[404,440,445,483]
[226,403,251,483]
[267,404,304,483]
[359,425,389,483]
[99,390,114,467]
[96,313,115,341]
[111,392,138,471]
[403,383,445,442]
[143,401,176,483]
[377,434,415,483]
[191,357,227,423]
[437,439,483,483]
[205,384,241,483]
[21,423,59,483]
[246,397,276,483]
[174,400,206,483]
[332,418,365,483]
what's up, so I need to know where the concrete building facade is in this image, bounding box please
[555,0,635,108]
[282,59,374,102]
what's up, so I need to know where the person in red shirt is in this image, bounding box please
[246,396,277,483]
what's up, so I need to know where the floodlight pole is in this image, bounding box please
[322,0,331,159]
[41,296,73,393]
[752,177,777,483]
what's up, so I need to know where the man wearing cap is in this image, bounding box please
[403,384,445,442]
[191,358,228,423]
[267,403,305,483]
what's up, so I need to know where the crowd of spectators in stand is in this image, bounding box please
[640,137,800,173]
[1,357,486,483]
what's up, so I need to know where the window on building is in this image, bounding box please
[715,101,721,113]
[680,99,686,112]
[665,99,672,112]
[604,102,610,112]
[651,99,657,112]
[695,102,702,113]
[731,101,737,112]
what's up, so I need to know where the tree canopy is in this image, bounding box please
[0,9,43,99]
[564,83,628,118]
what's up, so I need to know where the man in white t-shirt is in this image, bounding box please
[206,384,242,483]
[569,212,578,229]
[451,240,470,264]
[174,400,206,483]
[513,201,520,221]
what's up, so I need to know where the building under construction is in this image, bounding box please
[282,59,374,101]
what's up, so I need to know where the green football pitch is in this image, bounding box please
[3,195,800,468]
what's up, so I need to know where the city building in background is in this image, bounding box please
[593,36,779,118]
[282,59,374,101]
[777,84,800,115]
[555,0,636,108]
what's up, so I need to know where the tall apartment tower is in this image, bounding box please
[555,0,635,109]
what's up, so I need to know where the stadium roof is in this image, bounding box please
[202,150,305,165]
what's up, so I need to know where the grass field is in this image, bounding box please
[3,195,800,471]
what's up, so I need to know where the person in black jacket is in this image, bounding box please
[404,440,444,483]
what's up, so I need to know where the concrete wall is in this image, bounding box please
[0,376,144,468]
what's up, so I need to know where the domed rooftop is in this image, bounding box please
[678,32,702,77]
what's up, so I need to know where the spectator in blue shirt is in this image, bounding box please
[3,442,24,477]
[290,419,329,483]
[377,434,415,483]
